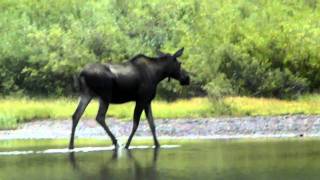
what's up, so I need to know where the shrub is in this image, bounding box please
[0,0,319,99]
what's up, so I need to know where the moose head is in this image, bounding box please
[157,48,190,85]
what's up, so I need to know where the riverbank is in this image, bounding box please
[1,115,320,141]
[2,95,320,130]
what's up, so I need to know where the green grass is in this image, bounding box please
[0,97,214,130]
[225,94,320,116]
[1,95,320,130]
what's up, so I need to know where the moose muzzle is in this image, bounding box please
[179,69,190,85]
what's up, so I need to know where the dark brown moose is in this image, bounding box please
[69,48,190,149]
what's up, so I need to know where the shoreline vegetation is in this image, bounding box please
[1,0,320,100]
[1,94,320,130]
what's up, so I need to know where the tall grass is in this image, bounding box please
[0,97,214,129]
[225,94,320,116]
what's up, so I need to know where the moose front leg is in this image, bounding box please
[145,103,160,148]
[145,104,160,148]
[125,102,144,149]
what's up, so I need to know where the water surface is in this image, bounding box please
[1,139,320,180]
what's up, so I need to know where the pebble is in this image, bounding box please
[1,115,320,140]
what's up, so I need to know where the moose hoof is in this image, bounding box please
[155,144,160,149]
[114,143,120,149]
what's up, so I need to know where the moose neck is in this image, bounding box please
[151,59,172,84]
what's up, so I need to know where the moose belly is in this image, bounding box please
[110,81,139,103]
[110,90,137,104]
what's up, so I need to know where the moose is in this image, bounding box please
[69,48,190,149]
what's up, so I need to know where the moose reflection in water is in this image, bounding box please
[69,149,160,180]
[69,48,190,149]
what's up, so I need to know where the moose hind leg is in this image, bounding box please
[69,95,92,149]
[125,103,144,149]
[96,99,118,147]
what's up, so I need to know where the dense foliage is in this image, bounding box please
[1,0,320,99]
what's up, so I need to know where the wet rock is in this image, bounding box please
[1,115,320,140]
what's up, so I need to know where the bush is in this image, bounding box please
[0,0,319,99]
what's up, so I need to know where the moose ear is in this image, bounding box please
[173,47,184,58]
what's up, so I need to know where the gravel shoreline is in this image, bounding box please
[1,115,320,140]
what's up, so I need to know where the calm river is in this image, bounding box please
[1,139,320,180]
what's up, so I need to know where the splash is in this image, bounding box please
[0,144,181,156]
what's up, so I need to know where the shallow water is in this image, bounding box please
[1,139,320,180]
